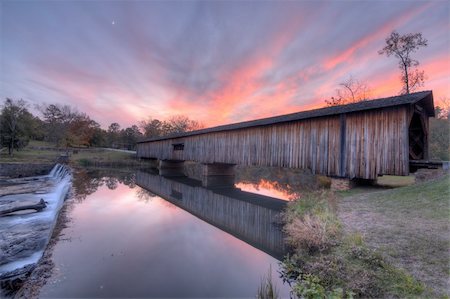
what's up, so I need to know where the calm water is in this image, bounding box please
[39,169,290,298]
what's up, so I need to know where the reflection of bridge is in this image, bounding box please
[136,171,287,260]
[137,92,435,189]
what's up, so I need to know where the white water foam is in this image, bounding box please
[0,164,72,278]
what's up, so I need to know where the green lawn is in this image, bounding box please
[338,174,450,297]
[0,142,139,167]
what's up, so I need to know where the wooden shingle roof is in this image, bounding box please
[138,90,434,143]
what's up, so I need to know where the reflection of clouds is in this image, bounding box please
[236,179,299,201]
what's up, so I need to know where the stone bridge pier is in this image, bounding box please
[201,163,235,188]
[158,160,185,177]
[157,160,236,188]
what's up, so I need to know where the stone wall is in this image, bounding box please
[0,163,54,178]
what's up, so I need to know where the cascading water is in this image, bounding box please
[0,164,72,282]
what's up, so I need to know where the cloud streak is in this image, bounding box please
[1,1,448,128]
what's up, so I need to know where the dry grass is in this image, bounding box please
[285,214,340,253]
[284,190,341,253]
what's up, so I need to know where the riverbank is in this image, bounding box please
[281,174,449,298]
[0,141,152,171]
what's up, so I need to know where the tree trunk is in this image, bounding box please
[404,64,410,94]
[0,199,47,216]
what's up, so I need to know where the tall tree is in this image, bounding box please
[68,113,100,147]
[107,122,121,148]
[325,76,371,106]
[40,103,75,146]
[0,98,31,155]
[119,125,142,150]
[379,31,428,94]
[139,118,163,138]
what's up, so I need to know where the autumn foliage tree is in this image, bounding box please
[139,115,203,138]
[379,31,428,94]
[429,97,450,160]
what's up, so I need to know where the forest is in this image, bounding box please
[0,97,448,161]
[0,98,202,153]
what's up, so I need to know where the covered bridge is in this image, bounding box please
[137,91,434,182]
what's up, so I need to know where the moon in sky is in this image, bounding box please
[112,20,115,25]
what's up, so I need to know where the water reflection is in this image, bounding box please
[71,169,136,201]
[236,179,299,201]
[136,171,287,259]
[38,169,290,298]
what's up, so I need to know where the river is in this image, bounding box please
[37,168,291,298]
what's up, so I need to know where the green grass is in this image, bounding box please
[337,175,450,297]
[27,140,58,148]
[359,175,449,219]
[0,148,60,163]
[0,143,141,167]
[376,175,415,187]
[71,150,136,164]
[281,188,430,298]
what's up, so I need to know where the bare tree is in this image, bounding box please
[379,31,428,94]
[325,76,371,106]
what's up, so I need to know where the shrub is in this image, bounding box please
[284,191,341,253]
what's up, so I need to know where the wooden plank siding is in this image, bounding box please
[137,106,411,180]
[137,92,435,180]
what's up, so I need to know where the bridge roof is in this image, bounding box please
[138,90,434,143]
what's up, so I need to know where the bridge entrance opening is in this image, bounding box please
[409,112,426,160]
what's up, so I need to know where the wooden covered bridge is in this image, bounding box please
[137,91,434,188]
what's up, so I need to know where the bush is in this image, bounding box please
[284,191,341,253]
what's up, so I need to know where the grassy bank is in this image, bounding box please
[0,141,148,168]
[281,175,449,298]
[338,174,450,298]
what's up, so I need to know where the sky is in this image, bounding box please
[1,1,449,128]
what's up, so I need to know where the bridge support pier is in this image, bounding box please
[201,163,235,188]
[158,160,185,177]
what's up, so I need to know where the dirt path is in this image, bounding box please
[337,180,450,297]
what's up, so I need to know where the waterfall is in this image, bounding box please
[0,164,72,280]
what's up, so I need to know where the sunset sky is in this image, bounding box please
[1,1,449,128]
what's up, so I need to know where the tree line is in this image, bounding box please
[0,99,203,155]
